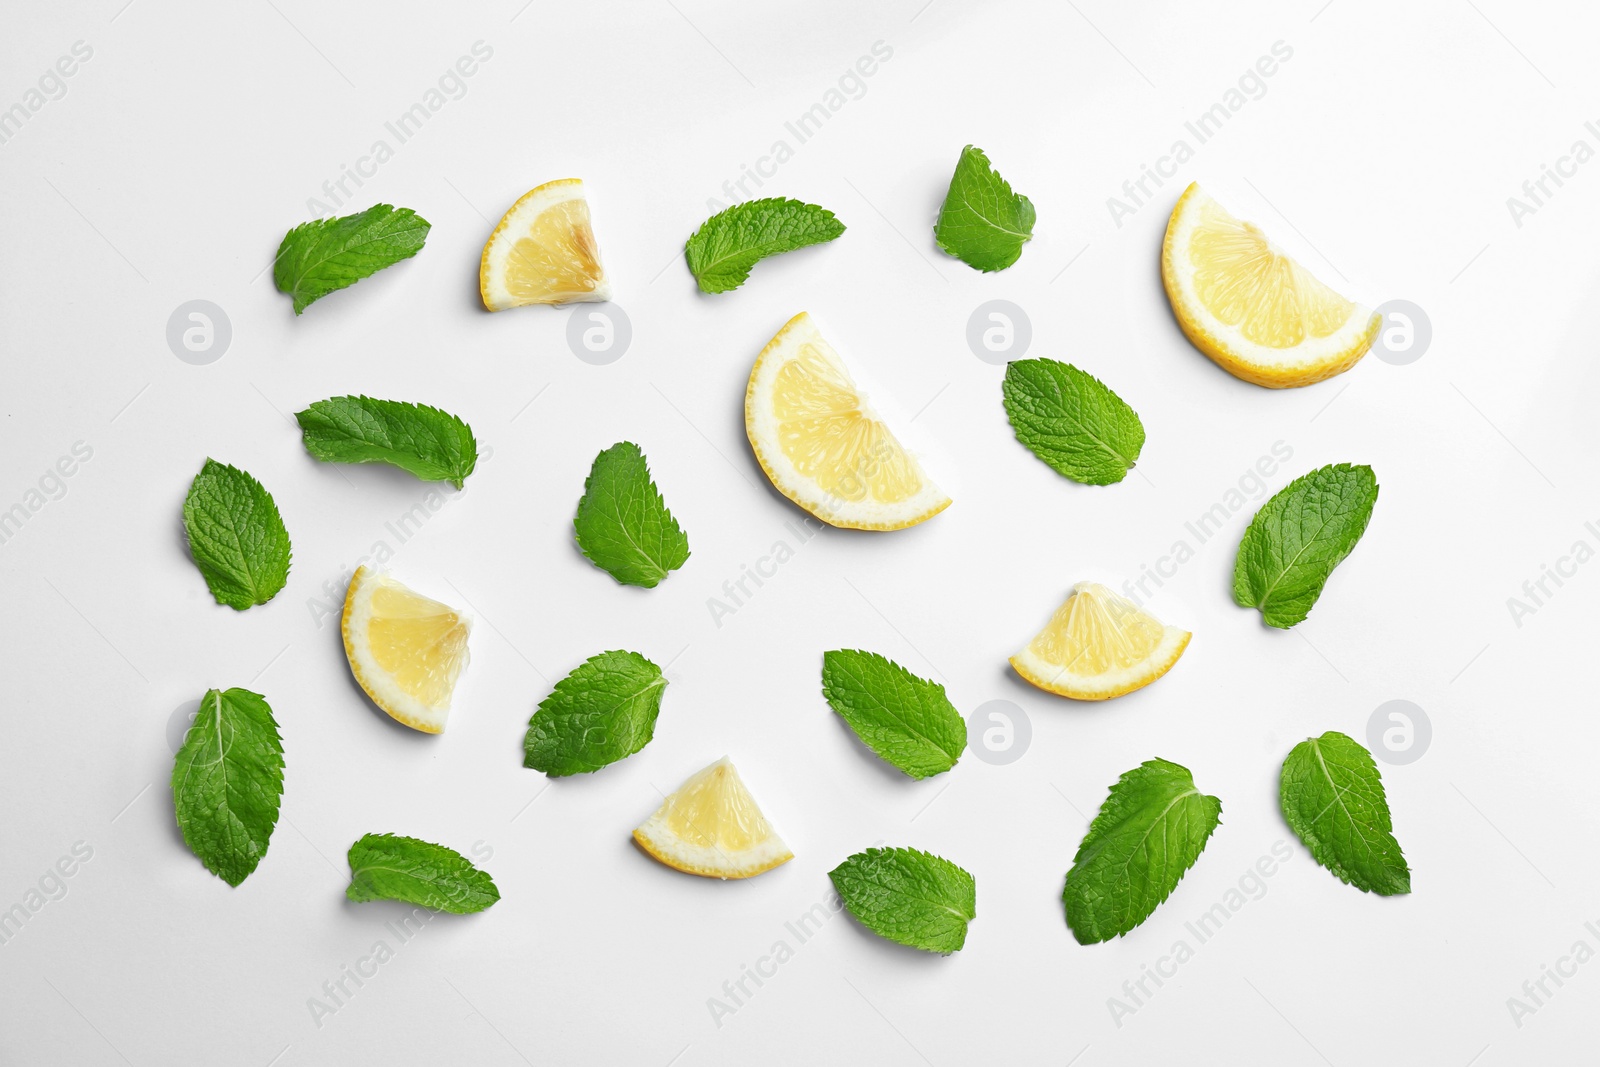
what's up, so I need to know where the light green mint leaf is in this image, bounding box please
[830,847,976,954]
[1233,463,1379,628]
[1001,359,1145,485]
[171,688,284,887]
[274,204,430,314]
[933,145,1035,272]
[295,395,478,489]
[183,458,292,610]
[525,651,667,776]
[820,650,965,779]
[684,197,845,293]
[345,833,500,914]
[1063,758,1221,944]
[1280,731,1410,896]
[573,442,689,588]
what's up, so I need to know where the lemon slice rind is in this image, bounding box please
[1162,182,1379,389]
[479,178,611,311]
[1010,582,1190,701]
[632,757,794,880]
[341,567,471,734]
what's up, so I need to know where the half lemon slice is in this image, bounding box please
[1011,582,1190,700]
[633,757,793,879]
[342,567,471,733]
[745,312,950,530]
[480,179,611,310]
[1162,182,1379,388]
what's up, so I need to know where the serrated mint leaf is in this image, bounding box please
[934,145,1035,272]
[1280,731,1410,896]
[573,442,689,588]
[525,651,666,776]
[1063,758,1221,944]
[345,833,500,913]
[296,395,478,488]
[1002,359,1145,485]
[821,650,965,779]
[274,204,430,314]
[171,688,284,887]
[183,458,292,610]
[684,197,845,293]
[1233,463,1378,628]
[830,847,976,954]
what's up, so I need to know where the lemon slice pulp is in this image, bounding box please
[480,179,610,310]
[633,757,793,879]
[1011,582,1190,700]
[1162,182,1379,388]
[342,567,471,733]
[745,312,950,530]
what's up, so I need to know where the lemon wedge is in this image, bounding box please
[480,179,610,310]
[744,312,950,530]
[1162,182,1379,388]
[1011,582,1190,700]
[341,567,471,733]
[633,757,793,879]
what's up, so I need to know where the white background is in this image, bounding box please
[2,0,1597,1064]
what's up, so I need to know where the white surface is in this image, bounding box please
[1,1,1596,1064]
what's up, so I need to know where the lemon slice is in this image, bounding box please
[341,567,471,733]
[1011,582,1190,700]
[745,312,950,530]
[633,757,793,879]
[1162,182,1379,388]
[479,179,611,310]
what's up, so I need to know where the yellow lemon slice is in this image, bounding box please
[633,757,793,879]
[1011,582,1190,700]
[745,312,950,530]
[479,179,611,310]
[341,567,471,733]
[1162,182,1379,388]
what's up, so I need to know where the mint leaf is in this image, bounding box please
[821,650,965,779]
[274,204,430,314]
[830,847,976,954]
[171,688,284,887]
[296,395,478,489]
[1280,732,1410,896]
[1233,463,1379,628]
[525,651,666,776]
[1002,359,1145,485]
[574,442,689,588]
[345,833,500,913]
[683,197,846,293]
[1063,758,1221,944]
[934,145,1035,272]
[183,458,292,610]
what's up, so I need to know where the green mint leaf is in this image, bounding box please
[683,197,846,293]
[1001,359,1145,485]
[830,847,976,954]
[295,395,478,489]
[573,442,689,588]
[1063,758,1221,944]
[171,688,284,887]
[525,651,667,776]
[273,204,430,314]
[183,458,292,610]
[820,650,965,779]
[1280,731,1411,896]
[345,833,500,914]
[934,145,1035,272]
[1233,463,1379,628]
